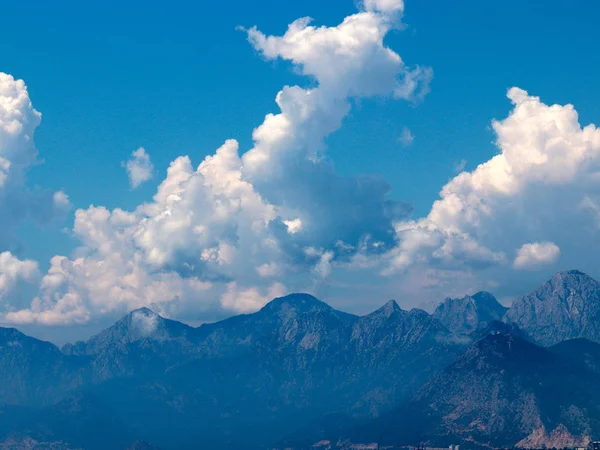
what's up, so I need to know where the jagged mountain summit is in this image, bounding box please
[433,291,508,335]
[505,270,600,346]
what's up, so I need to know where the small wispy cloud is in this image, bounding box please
[123,147,153,188]
[454,159,467,173]
[398,127,414,147]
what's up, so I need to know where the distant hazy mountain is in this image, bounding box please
[505,270,600,346]
[0,328,86,407]
[433,291,508,335]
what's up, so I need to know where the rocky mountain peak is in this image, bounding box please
[0,327,24,341]
[368,299,401,318]
[62,307,196,356]
[103,307,166,340]
[549,269,598,289]
[130,306,156,316]
[471,290,502,306]
[433,291,506,335]
[504,270,600,346]
[260,293,333,320]
[0,326,61,355]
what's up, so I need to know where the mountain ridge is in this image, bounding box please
[4,272,600,449]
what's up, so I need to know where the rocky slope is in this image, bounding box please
[0,328,87,406]
[505,270,600,346]
[433,291,508,335]
[349,332,600,449]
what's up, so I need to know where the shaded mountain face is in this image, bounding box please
[550,338,600,376]
[348,301,465,414]
[351,332,600,449]
[469,320,532,343]
[195,293,357,360]
[61,308,202,381]
[433,291,508,335]
[505,270,600,346]
[0,328,87,406]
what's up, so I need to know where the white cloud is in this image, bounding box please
[4,3,600,326]
[363,0,404,14]
[0,73,71,251]
[2,0,428,325]
[398,127,414,147]
[257,263,281,278]
[378,88,600,295]
[243,2,431,176]
[0,252,40,307]
[283,218,302,234]
[6,1,600,327]
[123,147,153,188]
[454,159,467,173]
[314,250,335,279]
[513,242,560,269]
[221,281,287,313]
[130,309,159,337]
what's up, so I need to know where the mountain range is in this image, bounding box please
[2,270,600,449]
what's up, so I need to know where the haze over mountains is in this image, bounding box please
[2,270,600,449]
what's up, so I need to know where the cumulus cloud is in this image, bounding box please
[0,73,71,252]
[5,0,600,328]
[221,282,287,313]
[454,159,467,173]
[2,0,430,325]
[377,87,600,297]
[513,242,560,269]
[283,218,303,235]
[0,252,40,308]
[363,0,404,14]
[256,263,281,278]
[123,147,153,188]
[6,0,600,328]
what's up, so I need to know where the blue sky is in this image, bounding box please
[2,0,600,342]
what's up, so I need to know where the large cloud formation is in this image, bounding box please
[380,88,600,289]
[0,74,71,247]
[0,74,70,312]
[2,0,431,325]
[4,1,600,328]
